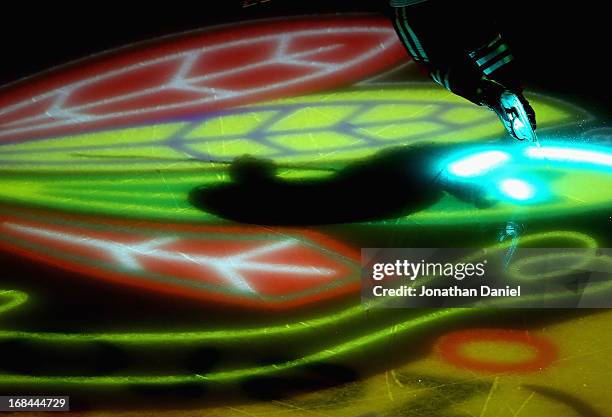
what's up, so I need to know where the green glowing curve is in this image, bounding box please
[0,230,596,345]
[473,253,612,308]
[508,252,598,282]
[0,290,28,316]
[0,308,471,386]
[0,231,600,386]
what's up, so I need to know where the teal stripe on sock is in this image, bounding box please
[483,55,514,75]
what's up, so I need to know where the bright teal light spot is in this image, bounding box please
[498,178,535,201]
[447,150,510,178]
[526,146,612,168]
[438,140,612,206]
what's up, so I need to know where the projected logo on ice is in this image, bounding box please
[0,88,605,225]
[0,15,611,416]
[0,12,609,298]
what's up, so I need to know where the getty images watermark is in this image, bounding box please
[361,248,612,308]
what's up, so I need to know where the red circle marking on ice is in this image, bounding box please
[0,16,406,143]
[436,329,558,373]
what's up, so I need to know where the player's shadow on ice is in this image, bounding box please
[189,143,495,225]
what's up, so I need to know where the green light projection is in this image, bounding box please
[0,230,603,386]
[0,86,604,225]
[0,87,576,171]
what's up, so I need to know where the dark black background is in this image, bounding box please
[0,1,608,112]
